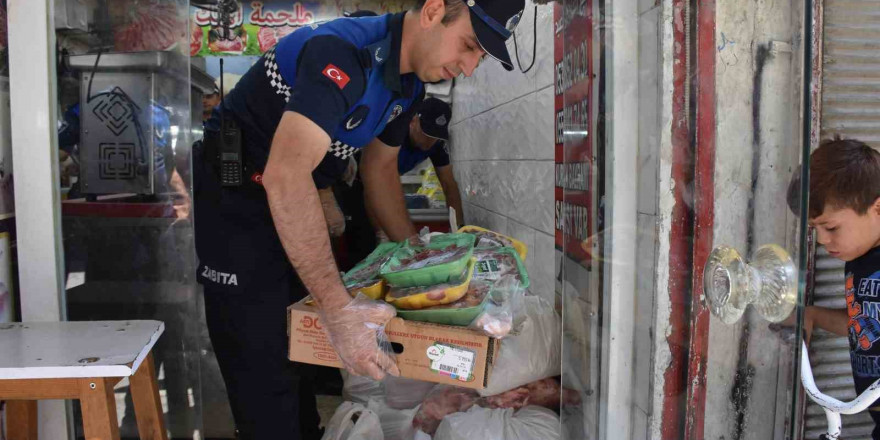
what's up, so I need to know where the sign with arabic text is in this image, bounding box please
[190,1,413,57]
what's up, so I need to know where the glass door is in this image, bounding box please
[558,0,814,438]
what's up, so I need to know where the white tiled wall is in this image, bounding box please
[450,1,556,301]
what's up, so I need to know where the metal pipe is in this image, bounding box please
[800,340,880,438]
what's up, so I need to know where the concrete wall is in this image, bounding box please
[704,0,805,438]
[450,0,558,302]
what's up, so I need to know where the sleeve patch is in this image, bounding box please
[322,64,351,89]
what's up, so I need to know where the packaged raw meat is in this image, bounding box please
[390,245,470,272]
[473,247,530,288]
[481,378,581,411]
[395,280,492,326]
[385,259,475,310]
[430,281,490,309]
[457,225,528,261]
[345,254,393,285]
[343,242,401,300]
[380,233,476,287]
[411,385,480,435]
[481,386,530,410]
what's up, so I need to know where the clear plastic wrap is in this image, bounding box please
[318,293,399,380]
[387,266,470,300]
[341,370,384,405]
[389,245,471,271]
[478,296,561,396]
[344,254,395,287]
[467,276,525,339]
[472,249,525,283]
[473,231,514,248]
[383,376,437,410]
[429,281,491,309]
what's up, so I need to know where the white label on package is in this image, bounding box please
[474,259,502,280]
[427,343,476,381]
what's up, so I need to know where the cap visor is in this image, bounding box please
[470,13,514,71]
[422,127,449,141]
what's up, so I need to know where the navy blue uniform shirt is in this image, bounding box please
[196,13,425,294]
[212,13,425,188]
[397,136,450,175]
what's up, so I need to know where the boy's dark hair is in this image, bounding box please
[809,135,880,218]
[414,0,467,25]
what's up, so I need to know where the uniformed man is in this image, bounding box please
[194,0,525,438]
[395,97,461,226]
[337,97,462,269]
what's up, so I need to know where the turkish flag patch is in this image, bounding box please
[322,64,350,89]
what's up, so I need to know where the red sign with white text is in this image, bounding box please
[554,0,594,267]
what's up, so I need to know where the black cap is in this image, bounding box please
[345,10,378,18]
[418,97,452,141]
[467,0,525,71]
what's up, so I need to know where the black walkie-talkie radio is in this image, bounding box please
[218,59,243,186]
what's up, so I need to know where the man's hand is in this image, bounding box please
[263,112,396,378]
[361,138,417,241]
[319,296,400,380]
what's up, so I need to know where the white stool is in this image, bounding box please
[0,320,167,440]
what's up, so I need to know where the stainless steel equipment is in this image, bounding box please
[69,51,190,196]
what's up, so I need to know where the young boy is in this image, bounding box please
[803,136,880,437]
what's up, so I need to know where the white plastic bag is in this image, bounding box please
[479,296,561,396]
[367,398,419,440]
[341,370,384,405]
[321,401,384,440]
[383,376,437,410]
[433,405,561,440]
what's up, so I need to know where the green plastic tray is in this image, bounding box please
[343,242,402,286]
[473,247,531,289]
[395,283,492,326]
[379,233,476,287]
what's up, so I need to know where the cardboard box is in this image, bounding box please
[288,298,498,390]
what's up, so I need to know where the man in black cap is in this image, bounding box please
[395,97,461,225]
[194,0,525,437]
[336,97,462,267]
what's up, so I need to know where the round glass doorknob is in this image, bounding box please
[703,244,797,324]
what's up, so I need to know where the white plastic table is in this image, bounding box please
[0,320,166,440]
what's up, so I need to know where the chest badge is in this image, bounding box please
[344,105,370,131]
[387,104,404,123]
